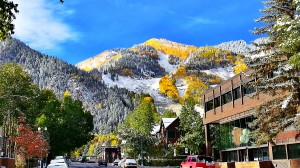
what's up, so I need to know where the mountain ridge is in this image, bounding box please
[0,38,251,134]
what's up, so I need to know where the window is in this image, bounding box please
[253,147,269,161]
[273,145,287,160]
[288,143,300,159]
[243,84,256,95]
[214,96,220,108]
[205,100,214,112]
[167,130,176,139]
[233,88,241,100]
[268,71,281,78]
[221,91,232,105]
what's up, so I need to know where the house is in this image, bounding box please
[155,117,180,146]
[203,69,300,166]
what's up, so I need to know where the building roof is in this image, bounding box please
[162,117,178,129]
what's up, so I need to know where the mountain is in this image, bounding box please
[76,38,250,114]
[0,38,139,133]
[0,38,251,134]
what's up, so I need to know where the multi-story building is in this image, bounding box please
[203,69,300,166]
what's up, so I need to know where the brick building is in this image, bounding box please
[203,69,300,165]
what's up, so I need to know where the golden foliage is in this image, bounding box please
[91,133,119,147]
[71,146,85,157]
[234,60,248,74]
[159,75,180,101]
[109,132,118,146]
[88,144,94,156]
[145,38,197,59]
[197,46,220,59]
[143,96,154,103]
[184,76,208,102]
[120,68,134,76]
[64,89,70,97]
[226,55,235,64]
[208,76,222,84]
[82,67,93,72]
[95,54,121,68]
[174,66,186,79]
[130,47,159,60]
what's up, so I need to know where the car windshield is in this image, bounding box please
[197,156,212,162]
[125,159,136,163]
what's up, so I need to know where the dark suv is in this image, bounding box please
[98,159,107,166]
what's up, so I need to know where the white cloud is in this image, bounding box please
[13,0,78,51]
[184,16,216,28]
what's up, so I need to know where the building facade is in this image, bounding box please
[156,118,180,146]
[203,70,300,163]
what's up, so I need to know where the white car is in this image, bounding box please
[122,159,137,168]
[55,156,64,160]
[49,159,68,168]
[47,162,68,168]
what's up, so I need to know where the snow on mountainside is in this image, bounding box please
[215,40,251,55]
[202,66,235,80]
[157,52,178,73]
[102,51,181,113]
[77,38,250,114]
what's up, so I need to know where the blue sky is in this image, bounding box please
[13,0,264,65]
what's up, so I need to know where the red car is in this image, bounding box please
[180,155,215,168]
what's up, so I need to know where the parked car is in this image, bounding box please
[122,159,137,168]
[180,155,215,168]
[113,158,120,166]
[98,159,108,166]
[49,158,68,168]
[55,156,64,160]
[47,162,68,168]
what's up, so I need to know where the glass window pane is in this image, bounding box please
[167,130,176,139]
[233,88,241,100]
[273,145,286,160]
[205,100,214,112]
[288,143,300,159]
[214,96,220,108]
[222,91,232,105]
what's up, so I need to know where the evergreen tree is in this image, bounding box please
[248,0,300,144]
[179,99,205,154]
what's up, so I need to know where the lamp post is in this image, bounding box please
[38,127,48,168]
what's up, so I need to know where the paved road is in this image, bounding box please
[69,161,114,168]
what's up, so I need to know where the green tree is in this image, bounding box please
[0,63,40,121]
[161,110,177,118]
[0,63,43,158]
[248,0,300,144]
[179,99,205,154]
[0,0,18,40]
[118,98,159,158]
[37,94,94,156]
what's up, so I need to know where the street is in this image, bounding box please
[69,161,114,168]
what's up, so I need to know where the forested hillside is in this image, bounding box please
[0,38,139,133]
[0,38,251,134]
